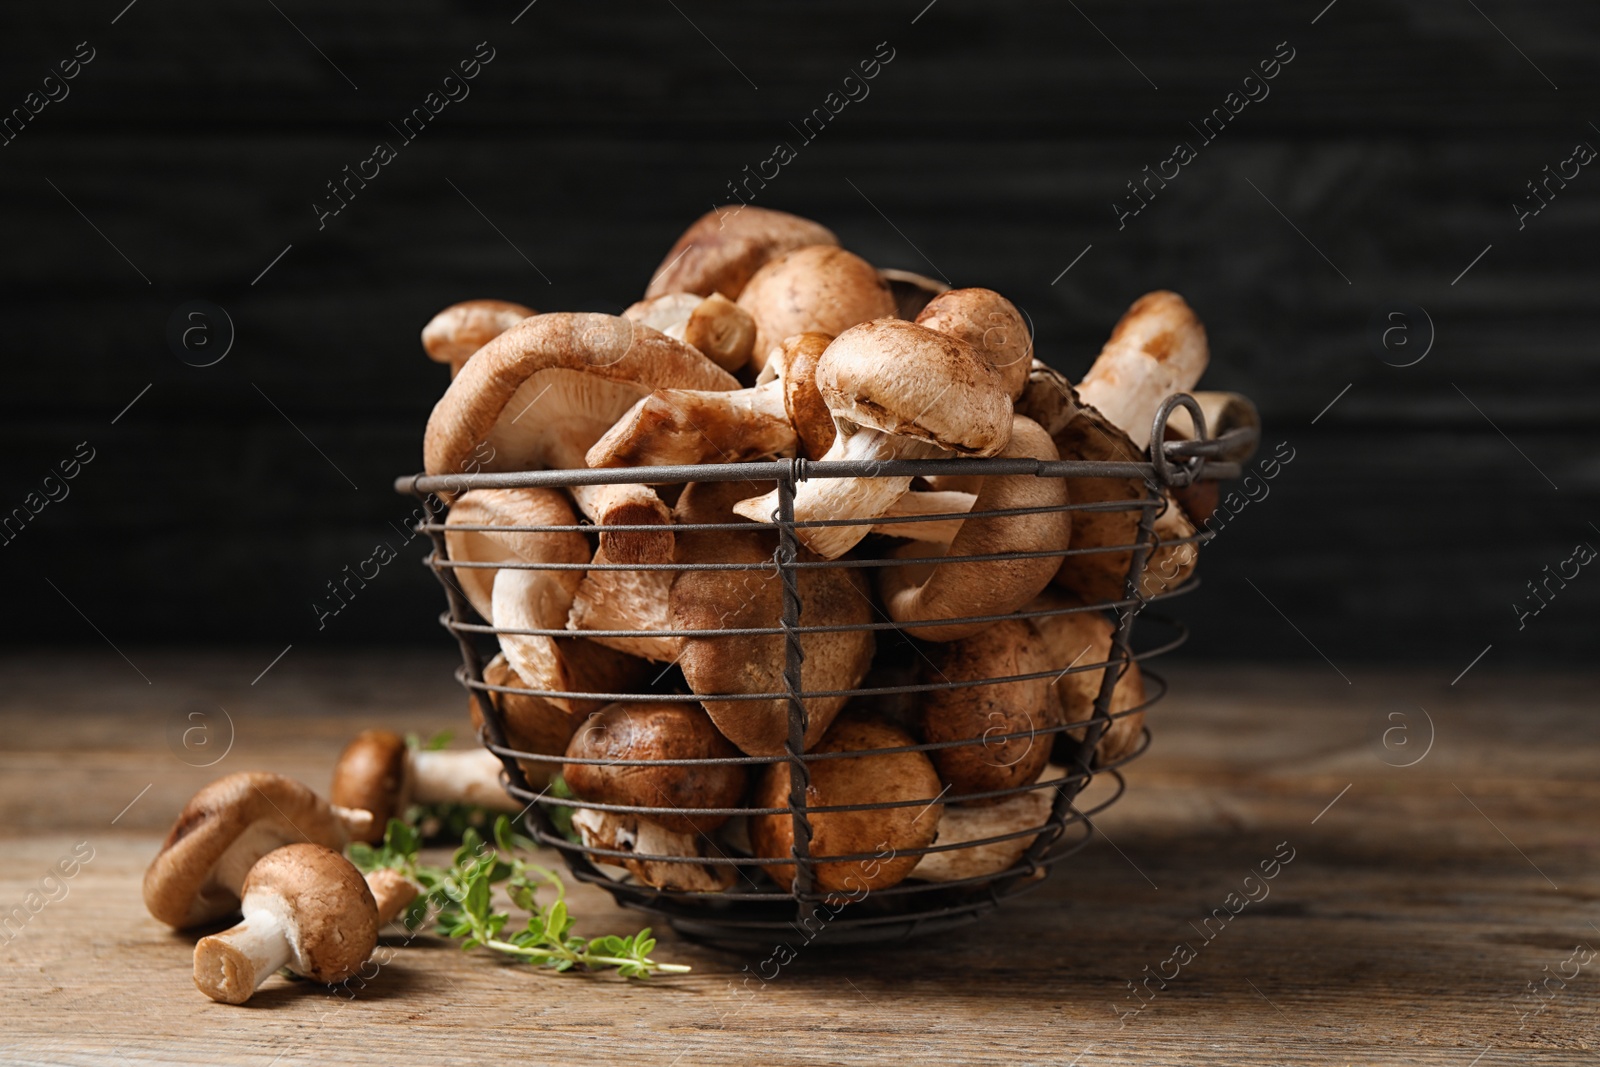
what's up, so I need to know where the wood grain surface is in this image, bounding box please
[1,651,1596,1064]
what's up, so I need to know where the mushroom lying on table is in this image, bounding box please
[622,292,756,373]
[444,487,646,716]
[876,414,1069,641]
[331,728,522,844]
[734,320,1015,559]
[751,716,944,896]
[143,772,373,929]
[193,844,379,1004]
[644,204,837,301]
[423,312,739,564]
[421,299,535,378]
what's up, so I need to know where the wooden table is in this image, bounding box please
[2,651,1595,1065]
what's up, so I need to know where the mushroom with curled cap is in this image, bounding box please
[734,319,1014,559]
[1030,590,1148,767]
[874,414,1069,642]
[444,487,647,717]
[192,844,379,1004]
[585,332,836,470]
[330,728,523,844]
[421,299,535,378]
[670,501,875,756]
[622,292,756,373]
[645,205,838,301]
[563,700,747,835]
[423,312,739,565]
[735,245,898,373]
[750,716,943,896]
[918,618,1063,804]
[143,772,373,930]
[1074,290,1209,450]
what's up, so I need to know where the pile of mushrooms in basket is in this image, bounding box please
[141,205,1256,1000]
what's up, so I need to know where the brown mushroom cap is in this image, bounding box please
[1031,592,1147,767]
[876,415,1070,641]
[914,288,1032,402]
[144,772,363,929]
[238,844,378,983]
[471,653,579,789]
[920,618,1062,804]
[329,730,408,844]
[563,701,747,834]
[750,716,943,895]
[644,205,837,301]
[777,332,836,459]
[422,299,535,375]
[736,245,897,373]
[671,532,874,756]
[818,319,1013,458]
[623,292,757,373]
[1015,362,1147,605]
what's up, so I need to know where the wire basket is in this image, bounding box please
[395,393,1246,948]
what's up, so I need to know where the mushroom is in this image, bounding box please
[919,618,1062,804]
[1164,391,1261,525]
[421,299,535,377]
[563,700,747,834]
[569,808,737,892]
[749,716,943,895]
[735,245,898,373]
[622,292,756,373]
[875,415,1069,641]
[1075,290,1209,449]
[330,729,522,844]
[867,489,977,543]
[469,652,581,789]
[910,767,1064,883]
[671,527,875,756]
[192,844,379,1004]
[143,772,373,929]
[366,867,421,927]
[1016,361,1193,604]
[733,320,1015,559]
[879,267,950,320]
[444,487,647,716]
[1031,591,1148,767]
[423,312,739,564]
[644,204,837,301]
[585,332,835,469]
[914,288,1032,402]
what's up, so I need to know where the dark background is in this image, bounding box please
[2,0,1595,669]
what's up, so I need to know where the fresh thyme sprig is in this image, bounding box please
[348,815,688,978]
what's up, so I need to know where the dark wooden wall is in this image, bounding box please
[2,0,1596,667]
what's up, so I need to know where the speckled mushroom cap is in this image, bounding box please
[423,312,739,479]
[329,730,409,844]
[736,246,898,373]
[644,205,838,301]
[143,772,360,929]
[914,288,1032,402]
[421,299,535,373]
[817,319,1014,457]
[236,844,379,983]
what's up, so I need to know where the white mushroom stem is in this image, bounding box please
[911,767,1064,883]
[408,747,520,811]
[1076,291,1209,449]
[193,904,294,1004]
[492,565,580,701]
[733,427,949,559]
[870,490,977,543]
[585,380,794,468]
[571,808,735,893]
[366,869,420,927]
